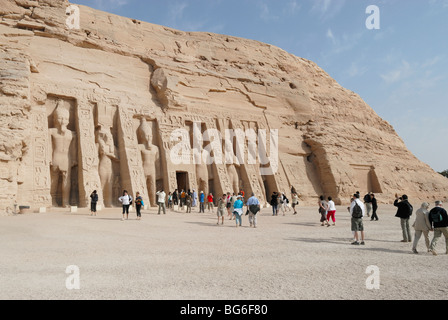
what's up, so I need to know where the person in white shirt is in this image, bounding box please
[350,193,366,245]
[118,190,132,221]
[326,196,337,227]
[156,190,166,215]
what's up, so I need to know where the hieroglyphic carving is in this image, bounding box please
[168,171,177,193]
[28,106,52,207]
[217,165,233,193]
[77,101,103,208]
[17,88,65,207]
[117,105,149,206]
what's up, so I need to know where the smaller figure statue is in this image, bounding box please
[96,126,119,207]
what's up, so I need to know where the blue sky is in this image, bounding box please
[73,0,448,172]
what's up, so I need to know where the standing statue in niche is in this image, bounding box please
[196,162,209,196]
[138,118,160,207]
[96,127,119,207]
[227,163,240,194]
[226,153,241,194]
[49,100,77,207]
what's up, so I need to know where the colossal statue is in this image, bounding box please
[138,118,160,207]
[49,100,77,207]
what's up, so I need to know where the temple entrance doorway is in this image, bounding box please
[176,172,188,192]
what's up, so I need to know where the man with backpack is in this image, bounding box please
[428,201,448,256]
[394,194,413,243]
[350,193,366,245]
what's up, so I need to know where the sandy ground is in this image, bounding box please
[0,204,447,300]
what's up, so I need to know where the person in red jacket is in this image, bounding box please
[207,193,214,212]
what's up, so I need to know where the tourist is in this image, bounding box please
[156,190,166,215]
[291,193,299,215]
[318,195,329,226]
[226,192,232,219]
[277,192,283,215]
[411,202,431,254]
[347,196,356,242]
[350,193,366,245]
[135,192,144,220]
[270,192,279,216]
[233,195,244,227]
[180,189,186,210]
[216,194,226,225]
[118,190,132,221]
[363,192,372,218]
[167,192,173,210]
[192,189,198,208]
[428,201,448,256]
[172,189,179,206]
[326,196,336,226]
[239,189,245,202]
[370,193,378,221]
[199,191,205,213]
[186,193,192,213]
[247,193,261,228]
[281,192,292,215]
[207,193,214,212]
[90,190,98,216]
[291,185,297,198]
[230,193,237,218]
[394,194,413,242]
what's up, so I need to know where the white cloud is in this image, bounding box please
[310,0,346,21]
[169,2,188,24]
[380,60,412,84]
[347,62,368,78]
[285,0,301,15]
[93,0,129,10]
[258,2,279,21]
[429,0,448,8]
[421,55,444,68]
[326,28,336,44]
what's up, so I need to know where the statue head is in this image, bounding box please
[96,126,114,145]
[137,118,153,146]
[54,100,70,132]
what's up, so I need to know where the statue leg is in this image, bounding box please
[50,166,60,207]
[61,170,70,207]
[147,175,156,207]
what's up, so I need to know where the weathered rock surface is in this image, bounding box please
[0,0,446,212]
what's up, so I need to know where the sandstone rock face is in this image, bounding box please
[0,0,447,212]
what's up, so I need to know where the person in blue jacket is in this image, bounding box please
[233,196,244,227]
[199,191,205,213]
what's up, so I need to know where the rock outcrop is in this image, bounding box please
[0,0,446,212]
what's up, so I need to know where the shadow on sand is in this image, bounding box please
[286,237,414,254]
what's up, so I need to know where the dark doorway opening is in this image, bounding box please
[176,172,188,192]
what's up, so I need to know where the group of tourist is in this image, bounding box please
[329,191,448,254]
[89,187,448,254]
[393,194,448,255]
[269,186,300,216]
[317,191,379,228]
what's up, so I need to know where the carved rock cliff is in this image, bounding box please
[0,0,446,213]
